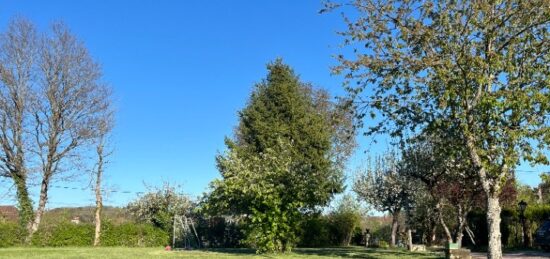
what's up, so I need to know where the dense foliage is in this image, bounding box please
[193,216,244,248]
[328,1,550,257]
[206,60,354,253]
[0,222,23,247]
[0,221,167,247]
[211,139,304,252]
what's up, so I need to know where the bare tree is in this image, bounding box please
[93,111,113,246]
[27,22,112,241]
[0,18,37,231]
[0,18,113,242]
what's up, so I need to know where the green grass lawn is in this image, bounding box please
[0,246,444,258]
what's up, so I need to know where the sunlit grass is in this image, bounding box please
[0,246,444,258]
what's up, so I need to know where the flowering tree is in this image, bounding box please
[328,1,550,257]
[353,154,413,247]
[127,183,192,233]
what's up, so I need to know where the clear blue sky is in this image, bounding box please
[0,1,546,208]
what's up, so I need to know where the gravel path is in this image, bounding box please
[471,251,550,258]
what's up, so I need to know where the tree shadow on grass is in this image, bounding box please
[199,247,443,258]
[292,247,444,259]
[196,248,257,255]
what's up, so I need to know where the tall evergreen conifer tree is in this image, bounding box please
[207,60,352,253]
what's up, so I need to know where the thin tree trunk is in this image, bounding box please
[436,201,453,244]
[27,176,50,242]
[456,229,464,248]
[93,143,104,246]
[454,204,470,248]
[429,224,437,246]
[346,230,352,246]
[407,228,413,250]
[465,225,476,246]
[390,210,400,247]
[94,127,111,246]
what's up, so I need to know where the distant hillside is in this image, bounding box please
[42,206,132,225]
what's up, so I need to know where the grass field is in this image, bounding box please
[0,246,444,258]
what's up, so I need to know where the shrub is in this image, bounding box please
[378,240,390,249]
[0,222,23,247]
[526,204,550,223]
[298,210,363,248]
[328,211,361,246]
[298,215,331,247]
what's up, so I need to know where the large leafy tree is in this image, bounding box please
[328,1,550,258]
[207,60,354,253]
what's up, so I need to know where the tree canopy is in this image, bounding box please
[206,60,354,253]
[329,1,550,257]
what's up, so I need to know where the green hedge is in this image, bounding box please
[100,222,168,247]
[0,221,169,247]
[32,222,93,246]
[31,222,168,247]
[0,222,23,247]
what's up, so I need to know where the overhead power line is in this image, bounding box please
[49,184,145,195]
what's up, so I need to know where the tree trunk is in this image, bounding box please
[428,225,437,246]
[436,201,453,244]
[456,230,464,248]
[465,134,503,259]
[487,194,502,259]
[13,173,33,232]
[345,231,352,246]
[465,225,476,246]
[94,138,107,246]
[26,176,50,243]
[454,204,469,248]
[407,228,413,250]
[94,155,103,246]
[390,210,400,247]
